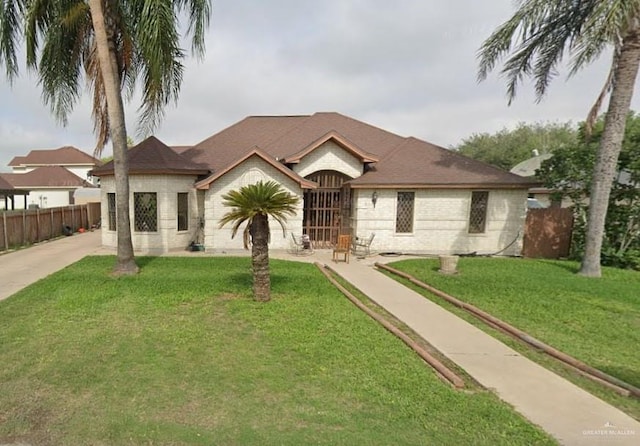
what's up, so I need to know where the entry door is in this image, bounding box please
[303,171,351,248]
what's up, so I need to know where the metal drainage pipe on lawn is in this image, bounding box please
[375,262,640,399]
[315,262,465,389]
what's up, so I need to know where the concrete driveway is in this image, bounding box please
[0,229,103,302]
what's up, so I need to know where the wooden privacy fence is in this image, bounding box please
[523,207,574,259]
[0,203,101,252]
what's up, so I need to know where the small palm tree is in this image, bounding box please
[219,181,300,302]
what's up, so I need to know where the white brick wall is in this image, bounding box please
[293,141,362,179]
[8,189,75,209]
[100,174,200,253]
[204,156,304,252]
[96,143,527,256]
[351,188,527,256]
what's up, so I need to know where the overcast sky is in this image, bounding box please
[1,0,637,171]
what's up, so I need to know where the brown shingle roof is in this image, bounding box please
[0,175,16,191]
[88,113,535,189]
[8,146,101,167]
[195,147,317,190]
[348,137,537,188]
[90,136,210,176]
[283,130,379,164]
[1,166,93,188]
[184,112,532,189]
[263,112,406,160]
[181,115,309,172]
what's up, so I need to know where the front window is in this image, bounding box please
[469,191,489,234]
[134,192,157,232]
[395,191,414,233]
[177,193,189,231]
[107,193,116,231]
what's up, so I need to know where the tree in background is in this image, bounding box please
[478,0,640,277]
[219,181,300,302]
[0,0,211,275]
[454,121,577,170]
[538,113,640,270]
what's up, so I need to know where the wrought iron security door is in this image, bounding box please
[303,170,352,248]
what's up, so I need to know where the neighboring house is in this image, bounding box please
[0,176,29,210]
[0,166,95,209]
[8,146,100,179]
[1,146,101,209]
[91,112,536,255]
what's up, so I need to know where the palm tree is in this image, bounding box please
[0,0,211,275]
[478,0,640,277]
[219,181,300,302]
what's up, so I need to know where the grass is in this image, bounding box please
[385,257,640,419]
[0,256,555,445]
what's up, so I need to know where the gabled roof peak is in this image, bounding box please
[8,145,100,167]
[283,130,379,164]
[195,146,316,190]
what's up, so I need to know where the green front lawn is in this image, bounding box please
[0,256,554,445]
[386,257,640,418]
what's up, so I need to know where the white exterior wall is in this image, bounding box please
[13,164,93,178]
[7,189,75,209]
[204,157,304,252]
[100,174,199,253]
[351,188,527,256]
[293,141,362,179]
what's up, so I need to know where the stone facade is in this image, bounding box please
[204,155,304,252]
[98,139,528,255]
[293,141,362,179]
[351,188,527,256]
[100,175,200,253]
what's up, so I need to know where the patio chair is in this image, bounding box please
[352,232,375,257]
[332,234,351,263]
[291,233,313,255]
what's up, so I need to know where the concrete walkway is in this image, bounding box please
[322,254,640,446]
[1,238,638,445]
[0,229,103,302]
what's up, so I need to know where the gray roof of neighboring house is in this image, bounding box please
[1,166,94,188]
[8,146,101,167]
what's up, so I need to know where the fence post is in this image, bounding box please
[50,208,54,239]
[22,209,26,245]
[2,212,7,251]
[36,208,40,243]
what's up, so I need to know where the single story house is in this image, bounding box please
[91,112,536,255]
[0,176,29,210]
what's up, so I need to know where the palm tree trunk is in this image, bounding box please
[88,0,138,275]
[580,23,640,277]
[251,214,271,302]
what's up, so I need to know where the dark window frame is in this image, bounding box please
[177,192,189,231]
[133,192,158,232]
[107,193,116,231]
[468,191,489,234]
[395,191,415,233]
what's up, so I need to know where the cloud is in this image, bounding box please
[1,0,639,169]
